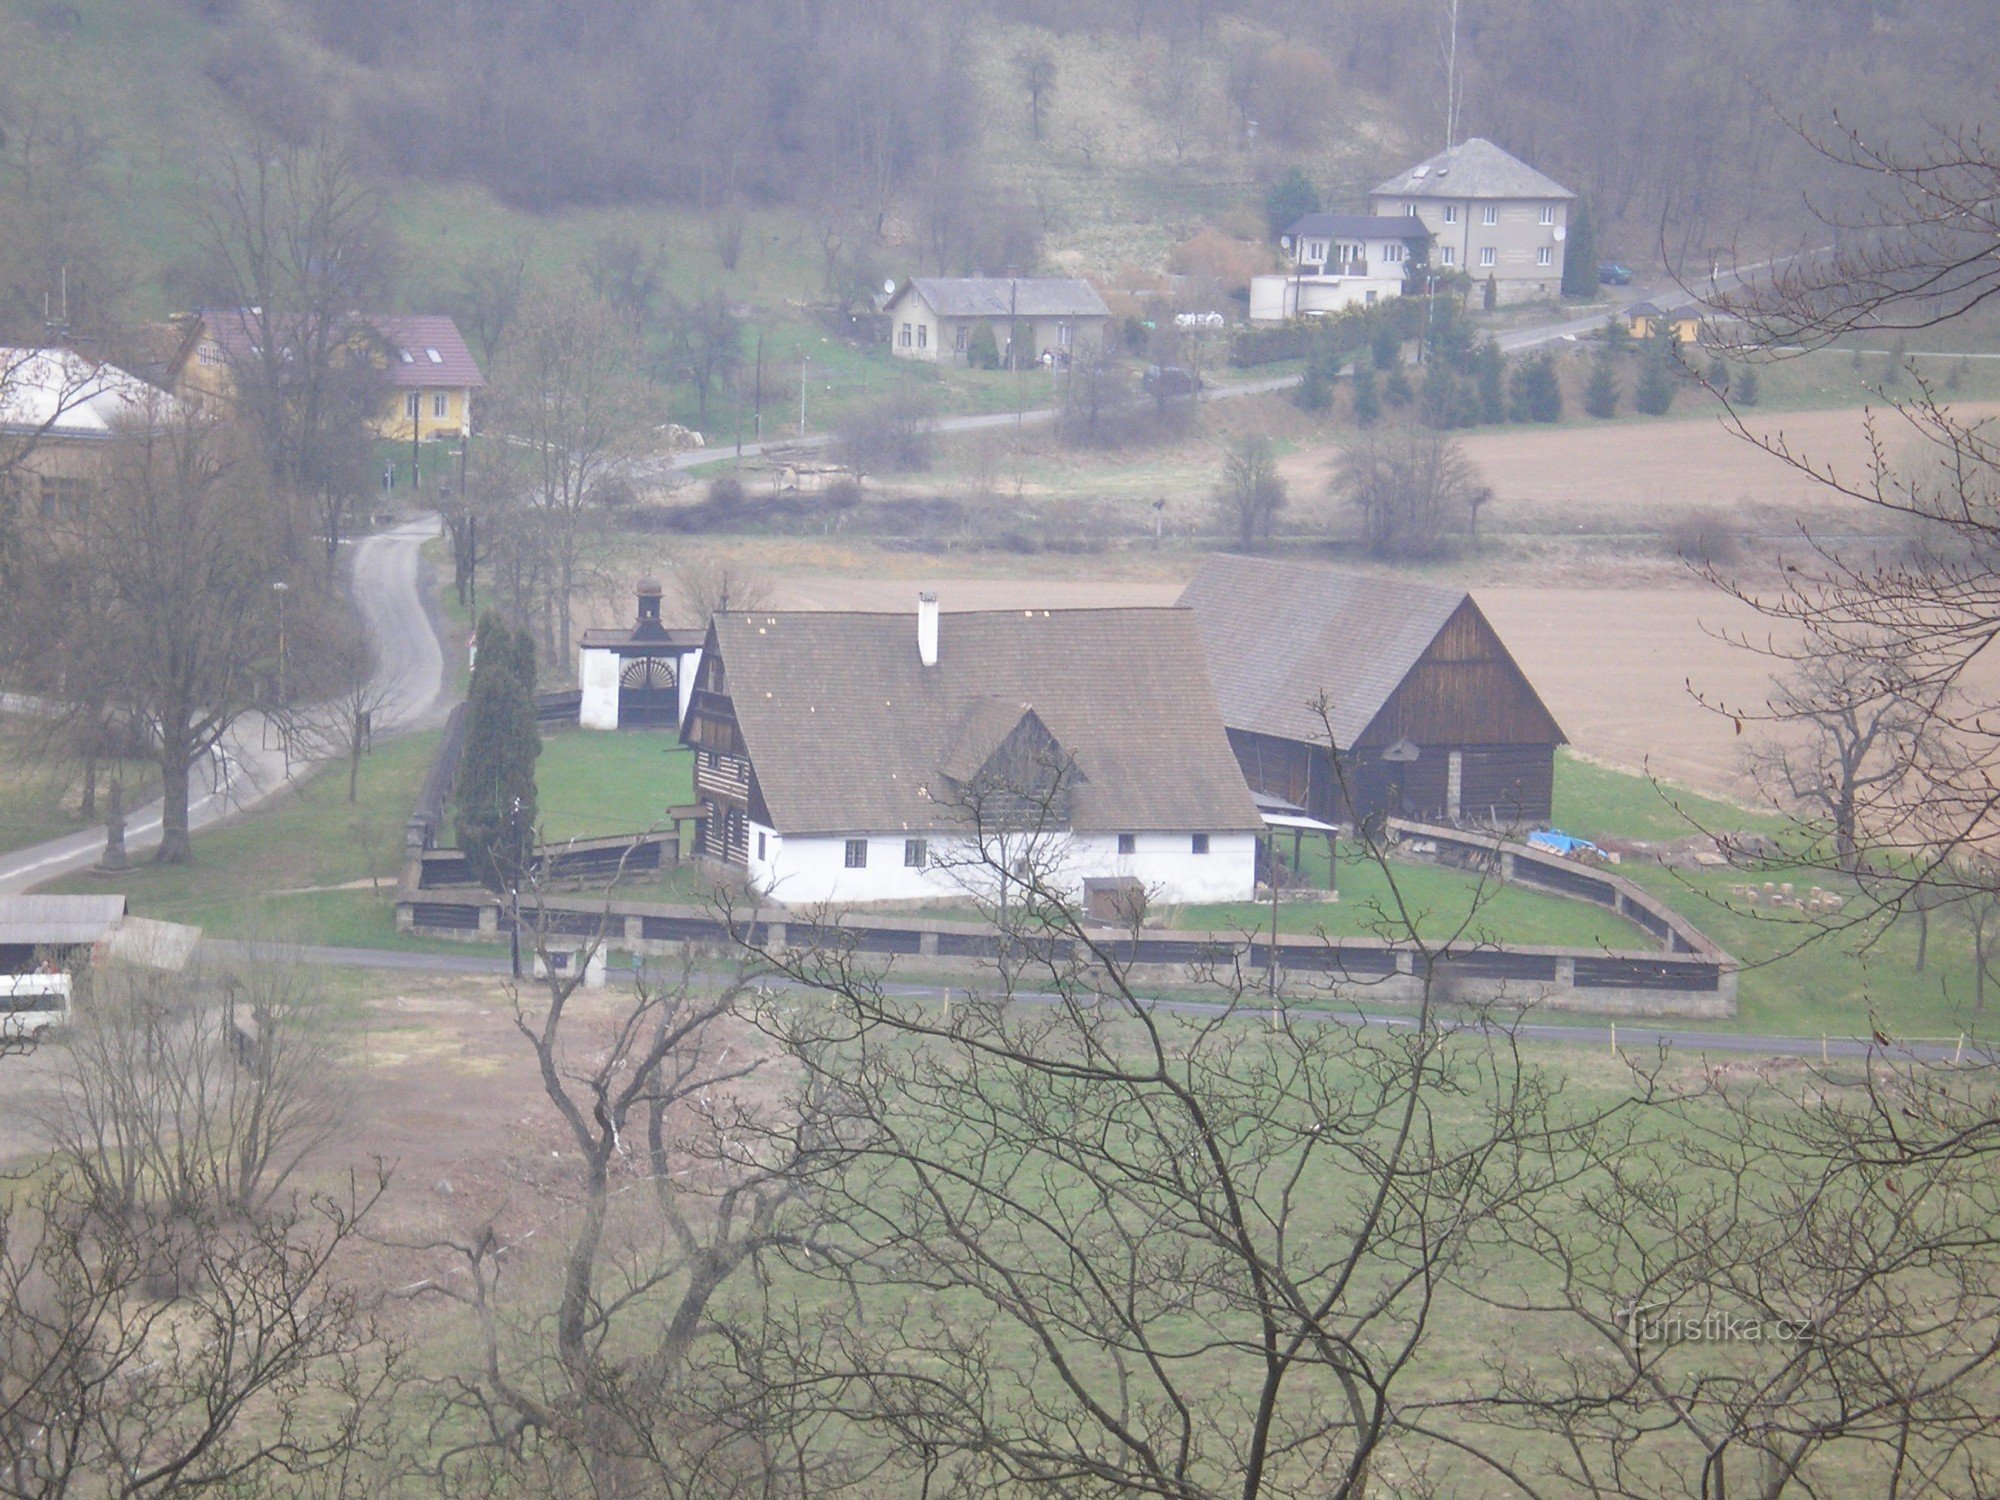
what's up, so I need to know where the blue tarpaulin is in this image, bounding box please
[1528,829,1602,858]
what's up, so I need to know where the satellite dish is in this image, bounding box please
[1553,226,1567,242]
[883,278,897,295]
[1279,235,1293,251]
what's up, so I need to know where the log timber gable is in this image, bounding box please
[1181,558,1565,829]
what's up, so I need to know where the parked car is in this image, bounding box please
[1143,364,1204,398]
[1597,262,1635,286]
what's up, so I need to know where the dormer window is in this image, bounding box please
[426,348,444,363]
[399,349,414,363]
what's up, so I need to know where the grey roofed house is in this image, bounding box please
[902,277,1110,319]
[701,607,1260,837]
[1178,556,1565,826]
[1371,137,1576,201]
[1284,213,1432,244]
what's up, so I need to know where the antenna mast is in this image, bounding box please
[1442,0,1462,151]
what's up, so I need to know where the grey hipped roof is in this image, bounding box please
[1285,213,1433,243]
[709,608,1260,837]
[1371,138,1576,201]
[902,277,1111,320]
[1178,556,1553,750]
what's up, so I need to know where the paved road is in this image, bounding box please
[203,937,1994,1068]
[0,516,449,894]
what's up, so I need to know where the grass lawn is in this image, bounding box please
[1172,836,1649,949]
[36,731,481,955]
[533,730,695,843]
[0,716,161,851]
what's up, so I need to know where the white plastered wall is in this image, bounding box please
[579,647,621,729]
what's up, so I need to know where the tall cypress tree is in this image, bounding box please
[1561,201,1598,299]
[454,613,542,892]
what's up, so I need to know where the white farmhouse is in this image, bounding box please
[680,596,1261,909]
[1249,213,1433,323]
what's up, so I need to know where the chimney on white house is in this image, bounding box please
[917,591,939,667]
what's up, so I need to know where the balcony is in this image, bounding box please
[1297,259,1371,279]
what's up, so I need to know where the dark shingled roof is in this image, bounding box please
[1178,557,1551,750]
[901,277,1111,320]
[710,607,1260,837]
[1371,137,1575,202]
[1285,213,1433,243]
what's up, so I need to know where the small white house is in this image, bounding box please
[883,277,1111,366]
[680,596,1262,909]
[577,581,704,731]
[1249,214,1433,323]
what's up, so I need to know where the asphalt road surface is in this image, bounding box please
[0,515,448,894]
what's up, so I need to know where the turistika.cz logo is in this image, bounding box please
[1619,1301,1815,1353]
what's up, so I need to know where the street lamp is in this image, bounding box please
[271,580,289,705]
[508,794,524,979]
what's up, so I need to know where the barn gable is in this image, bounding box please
[1352,597,1565,750]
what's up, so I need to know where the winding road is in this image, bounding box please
[0,515,448,895]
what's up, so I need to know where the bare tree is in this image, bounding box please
[1335,427,1482,561]
[410,884,850,1495]
[661,288,742,428]
[671,558,771,623]
[1216,433,1287,548]
[57,403,283,863]
[448,246,528,371]
[200,134,396,573]
[581,228,667,341]
[490,278,647,663]
[738,749,1651,1498]
[1010,41,1058,140]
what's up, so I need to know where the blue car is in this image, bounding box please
[1597,263,1634,286]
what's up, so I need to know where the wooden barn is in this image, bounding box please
[1179,557,1566,829]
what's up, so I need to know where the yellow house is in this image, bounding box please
[169,310,485,441]
[1625,302,1702,344]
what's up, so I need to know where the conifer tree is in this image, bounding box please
[1351,359,1382,426]
[1585,347,1619,418]
[1634,323,1678,415]
[454,613,542,892]
[1560,200,1598,299]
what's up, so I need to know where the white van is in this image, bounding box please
[0,971,71,1036]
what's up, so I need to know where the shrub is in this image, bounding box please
[706,475,747,510]
[1666,508,1741,567]
[966,322,1001,370]
[834,390,938,473]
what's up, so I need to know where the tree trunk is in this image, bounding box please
[157,738,194,864]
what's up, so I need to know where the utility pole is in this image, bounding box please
[754,330,764,442]
[1010,276,1023,429]
[271,580,289,705]
[799,352,809,438]
[411,395,421,492]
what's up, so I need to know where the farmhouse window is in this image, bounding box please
[1442,204,1458,224]
[1439,246,1456,266]
[1117,833,1136,855]
[404,392,420,419]
[904,838,927,868]
[1537,246,1553,267]
[1191,834,1210,855]
[899,323,912,348]
[1382,243,1403,263]
[1481,204,1498,225]
[433,392,449,418]
[1480,246,1496,267]
[1539,204,1556,225]
[1404,202,1418,216]
[757,832,767,860]
[845,839,868,868]
[917,324,927,349]
[954,326,967,352]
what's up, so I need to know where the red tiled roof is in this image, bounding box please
[196,310,485,389]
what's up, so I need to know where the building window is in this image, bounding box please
[1480,246,1496,267]
[1366,289,1378,305]
[1539,204,1556,225]
[757,831,767,860]
[1191,833,1210,855]
[844,838,868,868]
[1117,833,1136,855]
[404,392,420,420]
[433,392,449,418]
[904,838,927,868]
[916,324,927,349]
[954,326,968,352]
[1442,204,1458,224]
[1404,202,1418,217]
[1482,204,1498,225]
[197,343,220,367]
[1382,243,1404,264]
[899,323,912,348]
[1537,246,1553,267]
[1439,246,1456,267]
